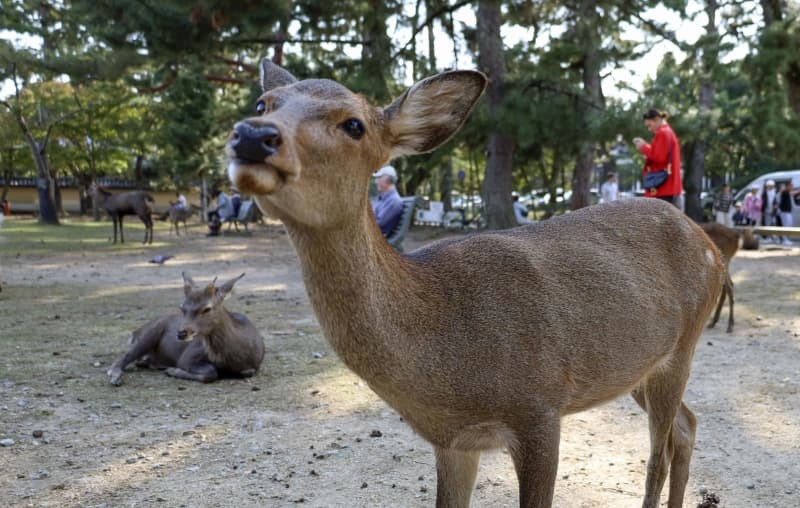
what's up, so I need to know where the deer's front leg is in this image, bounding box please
[434,447,480,508]
[165,364,218,382]
[166,341,218,382]
[510,415,561,508]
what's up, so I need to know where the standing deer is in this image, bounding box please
[107,272,265,385]
[225,59,725,508]
[167,204,201,236]
[699,222,741,333]
[92,184,155,244]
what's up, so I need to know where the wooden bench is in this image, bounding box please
[226,200,257,233]
[386,196,421,253]
[737,226,800,238]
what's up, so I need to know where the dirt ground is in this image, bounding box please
[0,216,798,508]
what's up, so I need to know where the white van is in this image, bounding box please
[734,169,800,226]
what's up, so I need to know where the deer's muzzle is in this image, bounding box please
[229,122,281,163]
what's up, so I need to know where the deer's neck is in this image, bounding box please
[204,310,247,365]
[286,210,432,385]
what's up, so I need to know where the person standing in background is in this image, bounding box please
[713,184,734,227]
[633,108,682,207]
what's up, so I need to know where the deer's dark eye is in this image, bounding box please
[340,118,365,140]
[200,307,212,314]
[255,100,266,115]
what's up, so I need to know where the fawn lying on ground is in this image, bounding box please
[107,273,264,385]
[225,59,725,508]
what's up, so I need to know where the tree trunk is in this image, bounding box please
[478,0,516,230]
[686,0,718,222]
[440,157,453,212]
[572,0,605,211]
[134,155,145,190]
[50,168,65,217]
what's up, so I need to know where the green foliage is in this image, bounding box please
[3,0,800,212]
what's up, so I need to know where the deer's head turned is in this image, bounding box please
[226,58,487,229]
[177,272,244,341]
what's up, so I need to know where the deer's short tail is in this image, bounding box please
[145,194,155,202]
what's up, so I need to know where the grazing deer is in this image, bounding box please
[107,273,265,385]
[91,184,155,244]
[225,59,725,508]
[167,204,201,236]
[699,222,740,333]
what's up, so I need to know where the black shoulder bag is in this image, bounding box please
[643,132,674,191]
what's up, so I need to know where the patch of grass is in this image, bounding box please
[0,217,175,255]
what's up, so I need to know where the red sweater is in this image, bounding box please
[639,124,682,198]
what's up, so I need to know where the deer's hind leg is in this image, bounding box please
[707,273,732,332]
[141,214,153,244]
[108,332,162,386]
[631,360,697,508]
[725,277,734,333]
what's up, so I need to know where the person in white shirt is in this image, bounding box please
[513,195,531,224]
[761,179,777,227]
[171,191,188,210]
[600,173,618,203]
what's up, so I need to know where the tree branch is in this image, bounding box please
[229,36,369,46]
[391,0,474,61]
[524,79,604,111]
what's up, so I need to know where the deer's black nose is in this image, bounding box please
[230,122,281,162]
[177,330,188,341]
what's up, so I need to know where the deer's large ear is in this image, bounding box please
[383,70,487,158]
[182,272,196,297]
[215,273,245,301]
[260,58,298,93]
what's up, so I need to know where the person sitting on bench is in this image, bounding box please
[371,165,404,237]
[206,189,235,236]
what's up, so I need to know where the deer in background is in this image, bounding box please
[166,204,201,236]
[107,272,265,385]
[226,59,725,508]
[91,184,155,244]
[699,222,741,333]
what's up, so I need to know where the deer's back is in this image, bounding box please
[132,314,191,367]
[105,191,154,215]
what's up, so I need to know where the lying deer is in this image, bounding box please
[699,222,740,333]
[225,59,725,508]
[91,184,155,244]
[107,273,265,385]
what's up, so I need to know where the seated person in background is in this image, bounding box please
[231,187,242,217]
[732,202,746,226]
[206,189,235,236]
[513,195,531,225]
[371,165,404,237]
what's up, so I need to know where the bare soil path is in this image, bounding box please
[0,217,798,507]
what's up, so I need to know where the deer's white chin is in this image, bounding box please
[228,161,283,195]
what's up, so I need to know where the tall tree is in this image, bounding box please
[685,0,720,221]
[478,0,516,229]
[571,0,606,210]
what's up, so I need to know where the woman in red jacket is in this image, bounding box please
[633,108,682,207]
